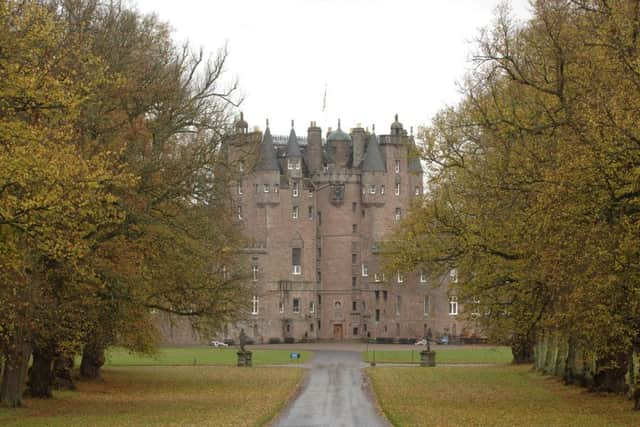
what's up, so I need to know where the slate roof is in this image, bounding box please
[286,124,302,157]
[361,132,386,172]
[255,125,280,172]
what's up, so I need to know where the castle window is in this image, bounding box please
[415,186,420,195]
[381,185,385,195]
[239,162,244,172]
[237,181,243,195]
[323,164,329,173]
[395,160,400,173]
[292,206,299,219]
[251,296,259,315]
[317,271,321,282]
[369,185,376,194]
[424,296,430,316]
[352,276,357,287]
[374,273,381,282]
[420,270,427,283]
[279,301,285,314]
[237,206,242,220]
[395,208,401,222]
[310,301,315,313]
[317,247,322,258]
[375,290,380,300]
[310,323,314,332]
[383,290,388,300]
[264,184,270,193]
[252,265,258,281]
[308,206,313,220]
[292,182,299,197]
[375,309,380,321]
[352,253,357,264]
[317,211,322,225]
[255,184,259,192]
[352,224,357,233]
[274,184,279,193]
[352,202,357,212]
[334,301,342,310]
[308,190,313,198]
[397,271,404,283]
[362,186,366,195]
[293,298,300,313]
[352,301,357,311]
[353,327,359,336]
[395,183,400,196]
[361,263,368,277]
[288,158,300,170]
[292,248,302,274]
[396,295,401,316]
[449,296,458,315]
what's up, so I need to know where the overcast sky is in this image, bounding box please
[133,0,532,136]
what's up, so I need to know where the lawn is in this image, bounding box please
[0,366,304,427]
[99,346,311,366]
[363,346,513,364]
[368,365,640,427]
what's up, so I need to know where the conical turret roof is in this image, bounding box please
[286,121,302,157]
[256,123,280,172]
[362,131,386,172]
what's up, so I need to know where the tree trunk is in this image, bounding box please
[511,333,535,364]
[52,354,75,390]
[0,342,31,407]
[27,345,55,398]
[80,342,105,379]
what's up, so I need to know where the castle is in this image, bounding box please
[224,114,472,342]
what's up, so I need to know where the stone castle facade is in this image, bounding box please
[224,114,474,342]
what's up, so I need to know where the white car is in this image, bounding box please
[209,340,228,348]
[414,339,428,346]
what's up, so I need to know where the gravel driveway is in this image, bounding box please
[273,350,389,427]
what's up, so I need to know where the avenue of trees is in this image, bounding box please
[1,0,247,407]
[385,0,640,406]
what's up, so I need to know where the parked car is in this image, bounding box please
[208,340,228,348]
[437,335,449,345]
[414,338,428,346]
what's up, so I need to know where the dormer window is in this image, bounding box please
[288,158,301,170]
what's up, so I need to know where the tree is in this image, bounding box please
[386,0,640,401]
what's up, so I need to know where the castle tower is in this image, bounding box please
[327,119,351,169]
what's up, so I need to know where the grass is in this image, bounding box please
[368,364,640,427]
[363,346,513,364]
[97,346,311,366]
[0,365,304,427]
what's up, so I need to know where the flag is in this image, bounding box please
[322,83,327,112]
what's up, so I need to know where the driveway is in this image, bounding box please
[273,350,389,427]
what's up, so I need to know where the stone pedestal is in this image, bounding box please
[237,351,253,367]
[420,350,436,367]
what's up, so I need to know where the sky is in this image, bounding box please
[133,0,533,136]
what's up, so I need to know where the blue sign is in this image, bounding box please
[290,352,300,360]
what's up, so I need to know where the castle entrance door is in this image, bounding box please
[332,324,343,339]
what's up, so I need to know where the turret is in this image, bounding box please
[306,121,322,174]
[327,119,351,169]
[255,120,280,205]
[361,126,386,205]
[351,125,366,167]
[286,120,302,179]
